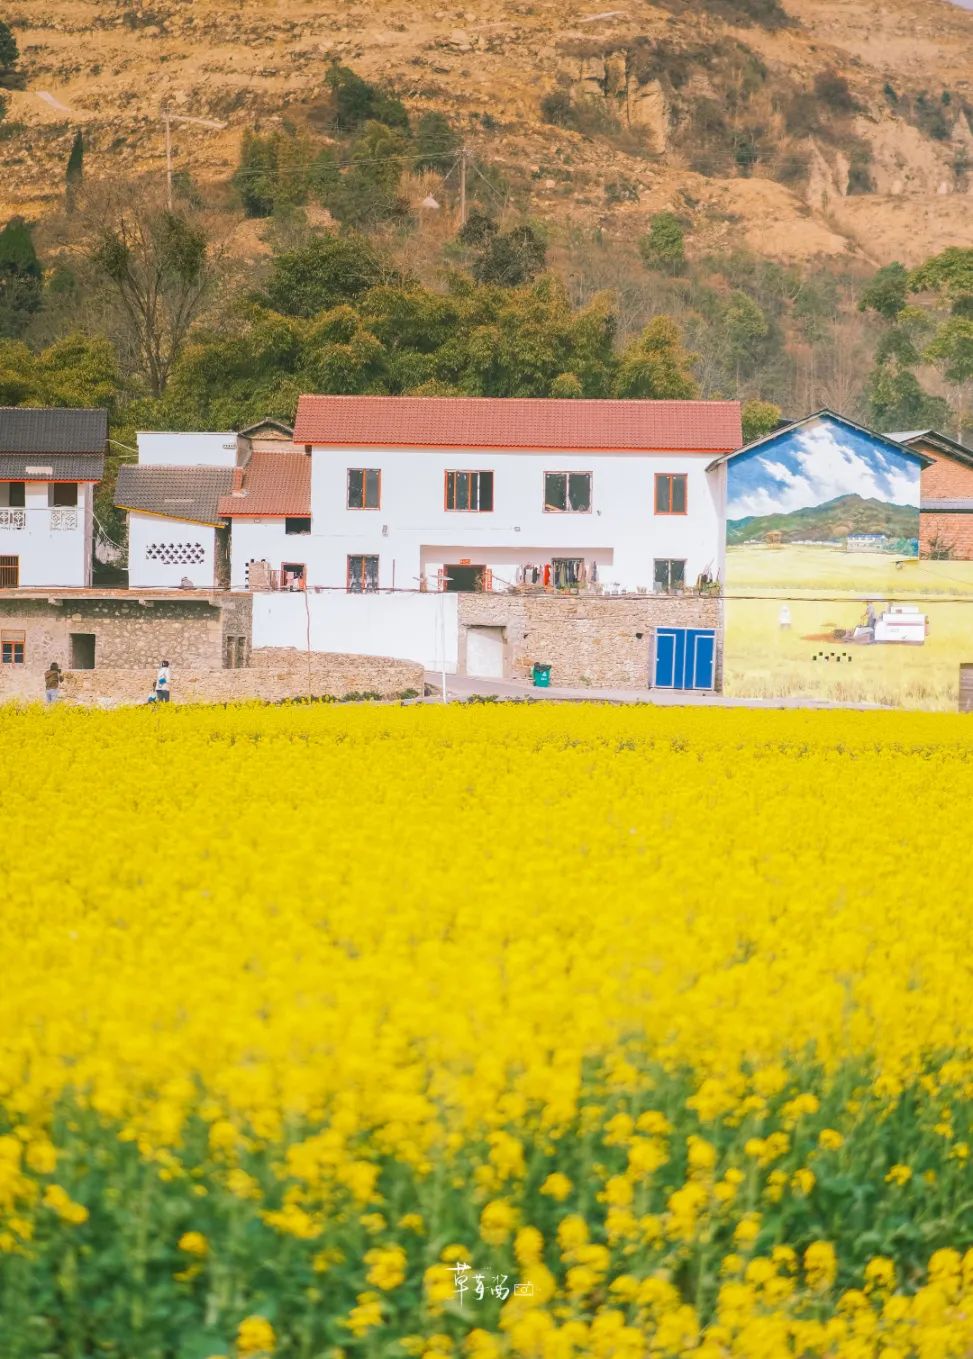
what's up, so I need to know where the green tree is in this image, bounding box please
[414,111,459,172]
[320,122,409,229]
[325,63,409,132]
[471,225,546,287]
[909,248,973,313]
[859,262,909,322]
[638,213,686,274]
[233,130,279,217]
[0,19,18,83]
[721,291,771,381]
[614,316,699,399]
[866,358,950,430]
[65,131,84,212]
[0,216,42,339]
[741,398,782,443]
[89,192,214,396]
[924,318,973,440]
[262,233,390,319]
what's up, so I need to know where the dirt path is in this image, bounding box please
[34,90,79,116]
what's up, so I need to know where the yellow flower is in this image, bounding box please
[514,1226,543,1266]
[24,1139,58,1175]
[539,1172,572,1202]
[364,1245,407,1290]
[177,1231,209,1257]
[804,1241,837,1290]
[42,1184,88,1225]
[479,1198,516,1246]
[235,1316,276,1357]
[885,1164,912,1187]
[342,1292,383,1338]
[864,1256,896,1292]
[818,1129,844,1151]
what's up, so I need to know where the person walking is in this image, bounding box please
[44,661,62,705]
[155,659,171,703]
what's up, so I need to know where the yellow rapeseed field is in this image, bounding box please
[1,701,973,1359]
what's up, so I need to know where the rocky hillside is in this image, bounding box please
[4,0,973,266]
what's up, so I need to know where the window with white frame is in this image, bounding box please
[544,471,591,513]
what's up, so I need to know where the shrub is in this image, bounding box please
[325,62,409,132]
[638,212,686,273]
[814,71,859,115]
[604,178,639,204]
[0,19,17,81]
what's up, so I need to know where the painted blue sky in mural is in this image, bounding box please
[727,417,921,520]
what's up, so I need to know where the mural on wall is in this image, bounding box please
[723,413,973,710]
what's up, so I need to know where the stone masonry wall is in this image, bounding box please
[0,596,233,671]
[458,592,723,689]
[0,648,422,707]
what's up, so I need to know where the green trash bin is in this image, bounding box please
[532,663,552,688]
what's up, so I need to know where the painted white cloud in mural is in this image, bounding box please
[728,420,921,519]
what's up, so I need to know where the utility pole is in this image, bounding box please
[459,145,468,229]
[161,108,227,210]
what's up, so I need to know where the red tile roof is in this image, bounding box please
[217,450,311,518]
[293,395,743,453]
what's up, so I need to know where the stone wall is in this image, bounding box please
[1,647,422,707]
[0,593,251,672]
[458,592,723,689]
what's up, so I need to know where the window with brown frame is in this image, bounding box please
[1,630,25,664]
[347,469,381,509]
[1,482,25,508]
[348,554,379,593]
[544,471,591,513]
[49,483,79,508]
[655,473,687,515]
[445,470,494,512]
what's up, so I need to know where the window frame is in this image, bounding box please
[543,470,592,514]
[49,482,79,509]
[654,473,688,516]
[444,470,495,513]
[347,468,381,511]
[4,482,25,509]
[653,558,687,593]
[285,516,312,535]
[347,554,380,593]
[1,630,25,665]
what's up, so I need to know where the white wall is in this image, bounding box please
[302,446,724,593]
[230,519,311,589]
[252,591,458,673]
[137,432,238,468]
[0,482,90,586]
[127,513,217,589]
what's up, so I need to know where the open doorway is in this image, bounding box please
[444,564,485,592]
[69,633,96,670]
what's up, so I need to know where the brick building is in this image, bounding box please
[892,430,973,558]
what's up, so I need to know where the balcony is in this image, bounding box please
[0,509,25,530]
[50,509,79,531]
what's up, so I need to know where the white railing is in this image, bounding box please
[0,509,25,530]
[50,509,79,531]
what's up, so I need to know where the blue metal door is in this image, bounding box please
[653,628,716,690]
[653,628,679,688]
[689,630,715,690]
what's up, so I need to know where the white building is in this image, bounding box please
[0,407,106,589]
[116,421,297,590]
[289,395,742,595]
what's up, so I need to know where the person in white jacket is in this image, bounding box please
[155,660,171,704]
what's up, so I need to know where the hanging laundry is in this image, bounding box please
[543,563,551,588]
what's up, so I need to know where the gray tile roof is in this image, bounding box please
[0,454,104,481]
[115,464,235,526]
[0,407,108,455]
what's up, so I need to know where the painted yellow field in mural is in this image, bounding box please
[2,701,973,1357]
[725,544,973,596]
[724,546,973,708]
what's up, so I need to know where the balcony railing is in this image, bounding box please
[0,509,25,530]
[50,509,79,531]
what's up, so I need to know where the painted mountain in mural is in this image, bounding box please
[727,494,919,545]
[727,416,922,523]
